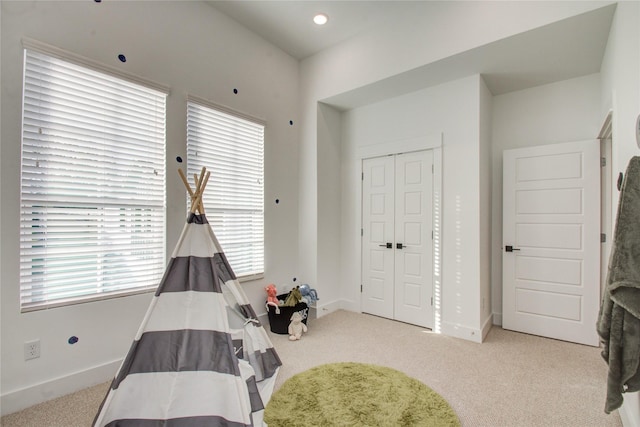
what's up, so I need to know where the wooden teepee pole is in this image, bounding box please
[192,167,210,214]
[178,167,211,215]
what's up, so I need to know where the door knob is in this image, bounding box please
[505,245,520,252]
[397,243,404,249]
[379,243,392,249]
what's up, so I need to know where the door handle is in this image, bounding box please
[505,245,520,252]
[379,243,392,249]
[397,243,404,249]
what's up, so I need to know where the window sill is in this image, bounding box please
[237,273,264,283]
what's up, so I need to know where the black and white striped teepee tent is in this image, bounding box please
[94,168,281,427]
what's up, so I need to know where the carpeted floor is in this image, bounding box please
[1,309,623,426]
[268,310,621,427]
[265,362,460,426]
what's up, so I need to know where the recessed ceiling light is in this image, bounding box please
[313,13,328,25]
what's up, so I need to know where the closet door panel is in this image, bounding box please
[394,151,433,328]
[362,156,395,319]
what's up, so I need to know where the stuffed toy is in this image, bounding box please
[265,284,280,314]
[299,284,319,306]
[288,312,307,341]
[283,286,302,307]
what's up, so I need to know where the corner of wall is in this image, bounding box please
[479,74,494,324]
[316,103,343,304]
[481,313,494,341]
[492,312,503,326]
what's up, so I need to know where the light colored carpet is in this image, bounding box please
[265,362,460,426]
[1,309,622,426]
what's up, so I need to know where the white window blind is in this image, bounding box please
[186,100,264,279]
[20,49,167,311]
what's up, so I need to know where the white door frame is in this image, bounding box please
[357,133,443,331]
[598,110,613,300]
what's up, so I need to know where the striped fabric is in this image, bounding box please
[94,214,281,427]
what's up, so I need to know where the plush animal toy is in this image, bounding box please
[283,286,302,307]
[265,284,280,314]
[288,312,308,341]
[299,284,319,306]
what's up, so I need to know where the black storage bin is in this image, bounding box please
[267,293,309,334]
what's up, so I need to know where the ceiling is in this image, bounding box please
[206,1,616,105]
[207,1,426,60]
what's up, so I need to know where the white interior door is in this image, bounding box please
[394,151,433,327]
[362,151,433,328]
[362,156,395,319]
[502,140,600,346]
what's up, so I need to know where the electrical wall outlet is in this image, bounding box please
[24,340,40,360]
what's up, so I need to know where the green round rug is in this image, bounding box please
[264,362,460,427]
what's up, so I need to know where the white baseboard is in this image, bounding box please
[316,299,343,318]
[0,359,121,416]
[338,298,360,313]
[440,321,483,343]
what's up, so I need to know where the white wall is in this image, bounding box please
[2,0,637,418]
[0,1,4,417]
[0,1,299,414]
[491,73,602,325]
[302,1,611,103]
[479,77,493,336]
[601,1,640,224]
[298,1,611,328]
[599,2,640,425]
[339,75,487,340]
[316,103,343,312]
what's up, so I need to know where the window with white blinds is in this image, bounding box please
[20,48,167,311]
[186,99,264,280]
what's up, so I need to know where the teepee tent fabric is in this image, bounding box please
[93,212,281,426]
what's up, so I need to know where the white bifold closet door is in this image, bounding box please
[361,150,434,329]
